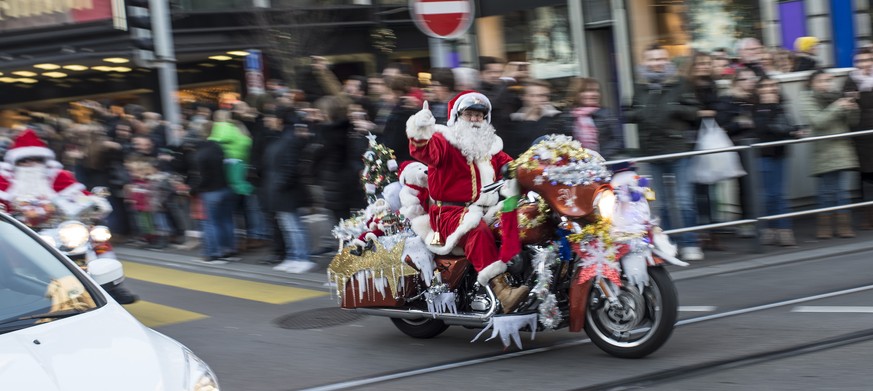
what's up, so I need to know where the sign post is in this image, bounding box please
[410,0,474,67]
[245,49,265,95]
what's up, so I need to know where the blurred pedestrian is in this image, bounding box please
[503,79,565,158]
[801,69,860,239]
[625,44,705,261]
[562,77,623,160]
[753,76,803,246]
[842,47,873,229]
[715,67,759,238]
[793,36,820,72]
[735,38,767,78]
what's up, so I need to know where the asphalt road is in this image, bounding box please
[117,245,873,391]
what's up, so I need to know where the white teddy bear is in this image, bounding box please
[398,161,429,221]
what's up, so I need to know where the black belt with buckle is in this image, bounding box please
[431,199,470,207]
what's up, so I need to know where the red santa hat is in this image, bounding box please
[446,90,491,126]
[4,128,55,165]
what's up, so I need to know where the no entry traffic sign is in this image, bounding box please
[410,0,474,40]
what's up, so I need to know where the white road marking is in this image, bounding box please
[414,1,470,15]
[679,306,717,312]
[301,284,873,391]
[792,306,873,313]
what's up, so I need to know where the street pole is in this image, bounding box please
[429,37,450,68]
[150,0,181,127]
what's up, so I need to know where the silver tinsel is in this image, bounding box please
[531,246,562,329]
[542,160,612,187]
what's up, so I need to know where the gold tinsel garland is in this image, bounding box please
[327,240,417,300]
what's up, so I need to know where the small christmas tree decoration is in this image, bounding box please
[361,134,398,202]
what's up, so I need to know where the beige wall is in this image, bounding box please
[476,16,506,60]
[627,0,656,68]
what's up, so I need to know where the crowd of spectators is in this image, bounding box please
[0,35,869,269]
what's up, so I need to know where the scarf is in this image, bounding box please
[572,106,601,152]
[637,62,677,91]
[850,69,873,92]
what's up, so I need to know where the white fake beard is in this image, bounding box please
[446,119,496,161]
[9,165,56,199]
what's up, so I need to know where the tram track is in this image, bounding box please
[576,327,873,390]
[301,284,873,391]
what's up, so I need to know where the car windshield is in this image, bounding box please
[0,216,99,333]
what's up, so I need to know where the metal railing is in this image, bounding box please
[604,127,873,253]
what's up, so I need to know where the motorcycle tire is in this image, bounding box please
[390,317,450,339]
[584,266,678,359]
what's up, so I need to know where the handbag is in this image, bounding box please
[690,118,747,184]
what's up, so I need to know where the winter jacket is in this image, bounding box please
[842,74,873,173]
[752,102,796,158]
[379,103,417,163]
[314,120,367,217]
[715,92,757,143]
[559,107,624,160]
[800,90,860,176]
[503,105,567,158]
[191,140,229,194]
[208,121,252,162]
[625,77,701,156]
[262,130,312,213]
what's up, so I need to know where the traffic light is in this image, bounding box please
[126,0,155,64]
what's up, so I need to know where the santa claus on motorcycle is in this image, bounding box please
[0,129,136,304]
[406,91,529,313]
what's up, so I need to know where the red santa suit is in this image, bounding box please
[406,92,514,285]
[0,129,89,214]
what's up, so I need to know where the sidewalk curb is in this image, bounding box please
[670,240,873,281]
[116,239,873,289]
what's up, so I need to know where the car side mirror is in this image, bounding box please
[87,258,124,286]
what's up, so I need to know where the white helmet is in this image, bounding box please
[447,91,491,126]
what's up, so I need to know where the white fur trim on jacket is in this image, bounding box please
[406,113,439,141]
[477,260,507,286]
[4,146,55,164]
[410,204,485,255]
[0,189,9,201]
[57,182,86,199]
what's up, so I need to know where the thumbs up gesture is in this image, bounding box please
[413,101,435,129]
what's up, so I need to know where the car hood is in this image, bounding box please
[0,303,186,391]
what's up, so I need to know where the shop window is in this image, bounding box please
[500,5,579,80]
[653,0,762,56]
[583,0,611,25]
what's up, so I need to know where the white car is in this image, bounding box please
[0,213,219,390]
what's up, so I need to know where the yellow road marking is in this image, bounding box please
[124,301,208,328]
[122,261,327,304]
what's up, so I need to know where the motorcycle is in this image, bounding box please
[4,188,139,304]
[329,136,687,358]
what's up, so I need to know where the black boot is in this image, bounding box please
[103,282,139,304]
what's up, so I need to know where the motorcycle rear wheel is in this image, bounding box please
[391,318,450,339]
[584,266,678,358]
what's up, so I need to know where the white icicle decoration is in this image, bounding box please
[621,251,648,293]
[402,236,436,286]
[530,247,562,329]
[471,314,539,349]
[425,291,457,316]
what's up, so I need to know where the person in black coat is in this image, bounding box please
[263,117,317,274]
[312,96,368,221]
[191,135,236,263]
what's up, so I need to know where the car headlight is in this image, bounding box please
[58,221,90,249]
[184,348,220,391]
[595,189,616,220]
[90,225,112,242]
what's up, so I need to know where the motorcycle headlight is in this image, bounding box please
[184,348,220,391]
[595,189,616,220]
[58,221,90,249]
[90,225,112,243]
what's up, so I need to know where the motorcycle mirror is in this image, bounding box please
[91,187,111,198]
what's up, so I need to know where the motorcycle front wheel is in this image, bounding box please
[584,266,678,358]
[391,317,449,339]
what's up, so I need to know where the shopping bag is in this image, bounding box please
[690,119,747,184]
